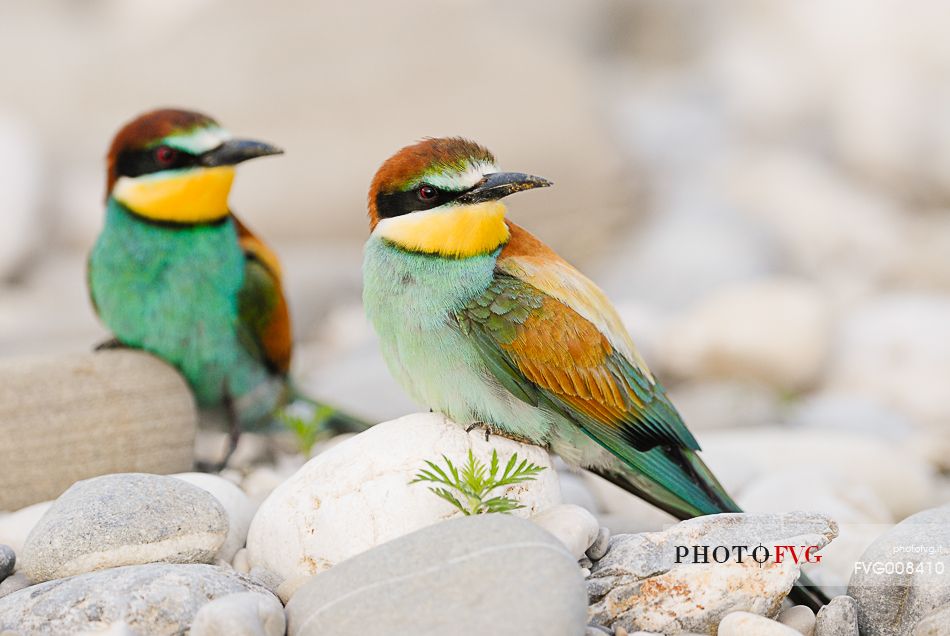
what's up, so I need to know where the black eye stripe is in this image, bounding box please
[376,184,467,219]
[115,146,200,178]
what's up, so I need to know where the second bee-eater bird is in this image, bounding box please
[88,108,365,460]
[363,137,827,609]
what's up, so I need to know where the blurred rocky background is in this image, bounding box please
[2,0,948,557]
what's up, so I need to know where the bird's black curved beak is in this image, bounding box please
[455,172,552,205]
[199,139,283,167]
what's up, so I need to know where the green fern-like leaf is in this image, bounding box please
[278,406,334,455]
[495,454,546,487]
[411,448,546,515]
[430,487,468,515]
[481,496,526,514]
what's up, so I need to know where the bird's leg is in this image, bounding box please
[94,338,128,351]
[197,393,242,473]
[221,393,242,470]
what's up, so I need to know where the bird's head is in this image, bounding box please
[367,137,550,258]
[106,108,282,224]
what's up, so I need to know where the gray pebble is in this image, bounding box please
[586,527,611,561]
[0,547,13,582]
[0,574,29,600]
[849,504,950,635]
[190,591,285,636]
[588,512,835,634]
[21,473,228,583]
[249,566,284,594]
[913,605,950,635]
[286,514,587,635]
[578,556,594,570]
[0,563,276,633]
[816,596,858,636]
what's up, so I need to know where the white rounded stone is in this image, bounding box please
[190,591,286,636]
[828,294,950,428]
[788,391,913,441]
[738,469,892,524]
[660,278,830,390]
[531,504,600,560]
[246,413,560,583]
[699,428,935,520]
[173,473,256,562]
[0,501,51,556]
[241,467,286,506]
[555,469,599,513]
[666,379,782,431]
[231,548,250,574]
[778,604,816,636]
[581,472,677,534]
[719,611,801,636]
[0,573,29,599]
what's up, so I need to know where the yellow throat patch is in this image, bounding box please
[113,166,236,223]
[377,201,510,258]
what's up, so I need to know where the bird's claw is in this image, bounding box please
[465,421,493,442]
[94,338,127,351]
[466,422,537,445]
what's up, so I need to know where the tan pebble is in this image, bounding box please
[779,604,816,636]
[719,611,801,636]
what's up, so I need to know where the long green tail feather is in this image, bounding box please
[589,448,831,613]
[592,446,740,518]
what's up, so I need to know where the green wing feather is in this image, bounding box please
[455,274,699,452]
[455,272,738,517]
[234,217,370,433]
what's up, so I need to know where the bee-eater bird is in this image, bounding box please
[363,137,827,609]
[89,109,364,460]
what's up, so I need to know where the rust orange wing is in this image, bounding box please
[454,221,699,457]
[232,214,292,375]
[496,222,657,381]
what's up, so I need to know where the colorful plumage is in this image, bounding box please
[363,137,827,608]
[88,109,364,460]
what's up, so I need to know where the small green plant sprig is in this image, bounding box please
[278,405,335,455]
[411,449,546,515]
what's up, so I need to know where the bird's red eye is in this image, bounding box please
[417,185,438,202]
[154,145,178,166]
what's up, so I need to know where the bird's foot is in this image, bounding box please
[94,338,128,351]
[465,421,494,442]
[193,426,240,474]
[194,459,227,474]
